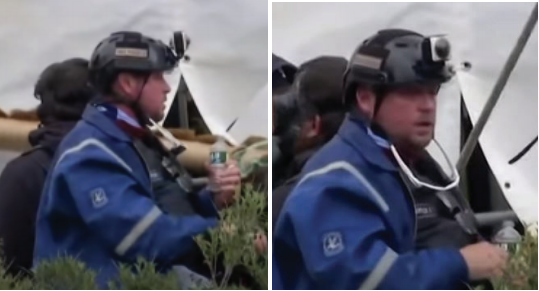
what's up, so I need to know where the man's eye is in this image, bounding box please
[396,85,439,97]
[152,73,165,81]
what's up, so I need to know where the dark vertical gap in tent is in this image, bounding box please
[163,76,211,135]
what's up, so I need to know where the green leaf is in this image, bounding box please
[32,256,98,289]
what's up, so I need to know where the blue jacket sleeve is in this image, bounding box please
[272,254,283,290]
[274,168,468,290]
[193,188,219,218]
[57,144,218,264]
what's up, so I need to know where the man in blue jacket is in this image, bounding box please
[273,29,507,289]
[34,32,241,288]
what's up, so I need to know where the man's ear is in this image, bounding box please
[304,115,321,138]
[355,87,375,120]
[116,73,141,98]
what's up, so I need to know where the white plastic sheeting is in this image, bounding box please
[0,0,268,146]
[0,0,182,114]
[455,3,537,223]
[175,0,268,144]
[228,84,269,143]
[273,2,537,223]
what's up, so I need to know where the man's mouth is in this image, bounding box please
[416,121,433,128]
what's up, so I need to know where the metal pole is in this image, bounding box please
[474,210,519,227]
[456,3,538,173]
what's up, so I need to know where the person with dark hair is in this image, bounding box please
[34,58,94,124]
[272,56,347,228]
[0,58,93,276]
[273,29,507,289]
[272,53,297,97]
[272,53,297,134]
[33,32,241,288]
[272,54,297,185]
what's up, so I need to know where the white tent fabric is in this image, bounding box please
[175,0,268,144]
[0,0,182,114]
[228,84,269,143]
[0,0,268,146]
[273,2,537,223]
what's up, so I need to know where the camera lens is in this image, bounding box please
[434,38,451,60]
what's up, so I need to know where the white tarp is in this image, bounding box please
[228,84,269,143]
[175,0,268,144]
[455,3,537,223]
[273,2,537,223]
[0,0,268,146]
[0,0,182,114]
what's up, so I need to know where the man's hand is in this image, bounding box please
[207,160,241,209]
[460,241,508,281]
[254,232,267,255]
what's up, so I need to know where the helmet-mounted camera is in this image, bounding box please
[170,31,190,61]
[422,35,451,63]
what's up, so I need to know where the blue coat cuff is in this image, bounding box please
[195,188,219,218]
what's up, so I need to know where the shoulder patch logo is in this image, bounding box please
[90,188,108,208]
[323,231,344,257]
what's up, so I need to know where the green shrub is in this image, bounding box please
[194,184,267,289]
[109,258,180,290]
[0,186,267,290]
[32,257,98,289]
[492,225,537,290]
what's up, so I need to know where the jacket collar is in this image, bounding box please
[285,145,321,180]
[82,104,132,142]
[337,113,398,172]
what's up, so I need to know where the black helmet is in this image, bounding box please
[89,31,179,92]
[343,29,455,105]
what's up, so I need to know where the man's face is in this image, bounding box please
[373,84,439,150]
[118,71,171,121]
[138,72,171,121]
[293,115,322,153]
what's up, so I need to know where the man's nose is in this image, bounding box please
[164,80,171,94]
[418,94,436,112]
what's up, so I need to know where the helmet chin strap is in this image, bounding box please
[391,139,460,191]
[134,74,152,126]
[112,74,151,126]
